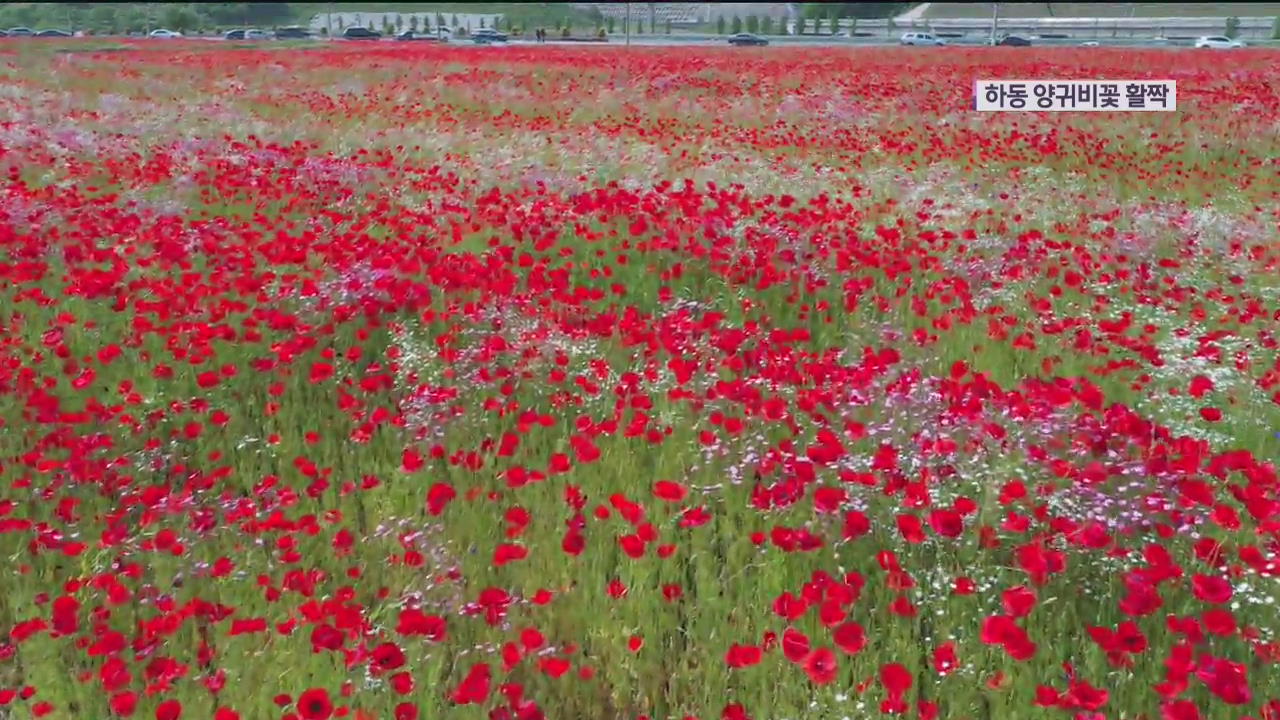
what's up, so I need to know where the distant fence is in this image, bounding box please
[854,16,1275,40]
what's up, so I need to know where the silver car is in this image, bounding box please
[900,32,946,46]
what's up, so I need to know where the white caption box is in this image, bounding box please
[975,80,1176,111]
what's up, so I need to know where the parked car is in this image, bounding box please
[274,26,312,39]
[996,34,1032,46]
[430,26,453,38]
[223,29,247,40]
[396,31,441,41]
[727,32,768,46]
[472,28,508,42]
[900,32,946,46]
[35,29,73,37]
[7,27,34,37]
[342,27,382,40]
[0,30,7,37]
[244,29,271,40]
[148,29,183,38]
[1080,40,1100,47]
[1194,35,1244,49]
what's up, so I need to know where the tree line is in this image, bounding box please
[0,3,294,34]
[0,2,602,36]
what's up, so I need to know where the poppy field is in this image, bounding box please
[1,40,1279,720]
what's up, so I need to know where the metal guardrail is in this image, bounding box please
[606,32,1213,47]
[863,16,1275,39]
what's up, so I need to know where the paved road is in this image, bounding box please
[156,33,1230,50]
[469,35,1186,48]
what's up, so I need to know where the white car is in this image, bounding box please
[244,29,271,40]
[1195,35,1244,49]
[900,32,945,46]
[148,29,183,38]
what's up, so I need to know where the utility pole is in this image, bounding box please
[990,2,999,45]
[625,2,631,45]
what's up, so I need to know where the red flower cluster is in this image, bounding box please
[0,38,1277,720]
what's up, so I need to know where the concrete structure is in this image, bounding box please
[887,15,1276,39]
[308,12,503,34]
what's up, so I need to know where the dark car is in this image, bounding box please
[36,29,73,38]
[728,33,768,46]
[472,28,508,42]
[223,29,246,40]
[274,26,312,39]
[996,34,1032,46]
[342,27,381,40]
[7,27,34,37]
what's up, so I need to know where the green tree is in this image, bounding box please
[243,3,292,24]
[746,15,759,33]
[162,4,198,32]
[797,16,808,34]
[1272,15,1279,40]
[480,17,486,28]
[409,15,418,32]
[731,15,742,33]
[89,4,119,33]
[716,15,726,34]
[666,18,672,34]
[336,16,345,30]
[827,6,839,33]
[761,15,774,34]
[802,3,912,19]
[201,4,248,26]
[120,6,148,32]
[1224,16,1239,38]
[451,14,458,28]
[814,15,823,33]
[3,3,39,27]
[607,16,615,33]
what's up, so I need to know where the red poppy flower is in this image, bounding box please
[803,647,838,685]
[297,688,333,720]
